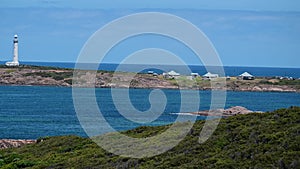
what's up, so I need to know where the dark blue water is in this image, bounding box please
[2,61,299,78]
[0,86,299,139]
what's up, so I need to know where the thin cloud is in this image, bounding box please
[1,0,300,12]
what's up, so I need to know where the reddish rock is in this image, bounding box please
[0,139,36,149]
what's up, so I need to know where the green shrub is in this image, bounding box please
[0,107,299,168]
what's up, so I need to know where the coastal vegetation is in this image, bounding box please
[24,71,73,81]
[0,107,299,168]
[259,79,300,89]
[0,65,299,92]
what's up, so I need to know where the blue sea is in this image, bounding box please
[0,86,299,139]
[0,62,300,139]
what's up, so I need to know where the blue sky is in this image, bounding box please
[0,0,299,68]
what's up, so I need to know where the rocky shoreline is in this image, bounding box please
[0,66,299,93]
[0,139,36,149]
[188,106,262,116]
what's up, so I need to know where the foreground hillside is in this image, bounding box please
[0,65,299,92]
[0,107,299,168]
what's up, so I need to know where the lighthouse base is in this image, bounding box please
[5,61,19,67]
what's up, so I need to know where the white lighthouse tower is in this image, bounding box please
[5,34,20,66]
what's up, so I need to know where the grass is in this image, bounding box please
[4,70,16,74]
[0,107,299,168]
[260,79,300,85]
[259,79,300,89]
[24,71,73,81]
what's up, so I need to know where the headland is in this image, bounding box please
[0,65,299,92]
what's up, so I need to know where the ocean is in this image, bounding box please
[0,86,299,139]
[0,62,299,139]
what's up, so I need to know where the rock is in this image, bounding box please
[189,106,259,116]
[252,86,262,91]
[269,87,284,92]
[223,106,253,115]
[0,139,36,149]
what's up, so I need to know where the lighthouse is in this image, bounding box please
[5,34,20,66]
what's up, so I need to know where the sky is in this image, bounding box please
[0,0,299,68]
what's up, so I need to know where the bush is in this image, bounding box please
[0,107,299,168]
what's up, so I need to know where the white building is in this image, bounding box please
[202,72,219,80]
[189,73,199,80]
[238,72,255,80]
[163,70,180,79]
[147,71,154,74]
[191,73,199,77]
[5,34,19,66]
